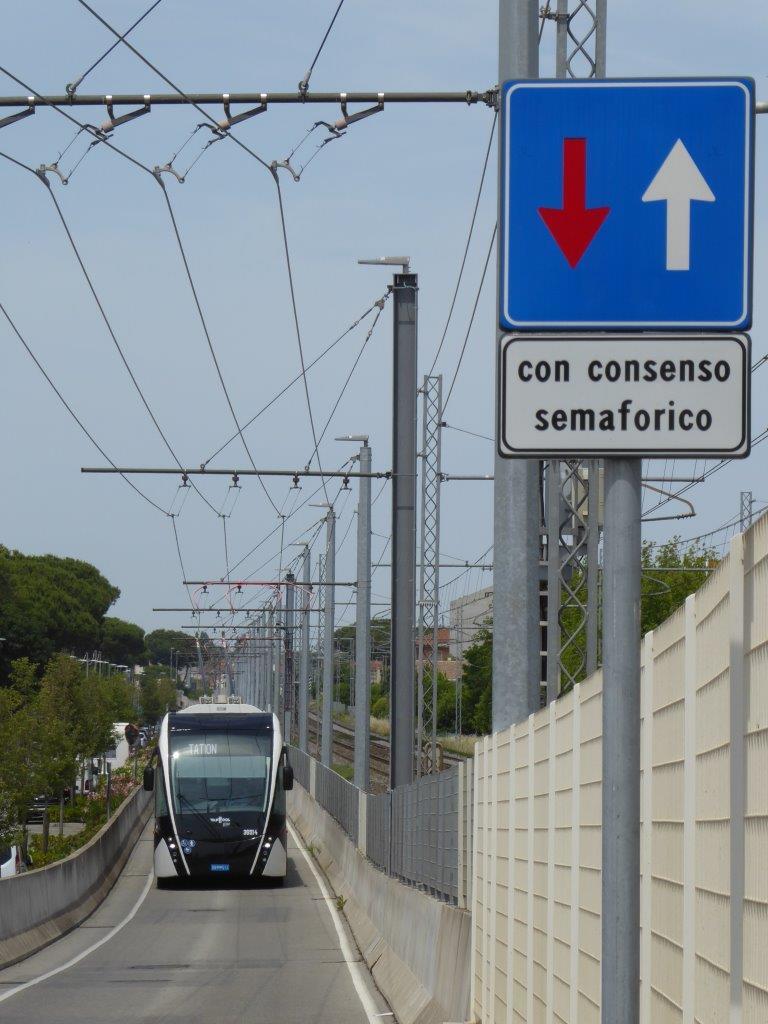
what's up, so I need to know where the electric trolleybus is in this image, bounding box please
[143,697,293,885]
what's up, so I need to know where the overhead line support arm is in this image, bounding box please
[0,89,497,108]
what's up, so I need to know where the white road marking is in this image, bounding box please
[288,821,382,1024]
[0,870,154,1004]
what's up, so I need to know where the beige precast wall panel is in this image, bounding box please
[471,514,768,1023]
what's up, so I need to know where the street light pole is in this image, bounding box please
[322,507,336,767]
[359,256,417,789]
[284,571,296,740]
[299,545,311,751]
[337,435,373,790]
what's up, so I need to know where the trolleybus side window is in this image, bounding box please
[155,759,168,816]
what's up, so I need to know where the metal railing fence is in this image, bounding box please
[289,744,310,791]
[365,790,391,876]
[312,758,359,845]
[390,767,459,901]
[288,744,472,906]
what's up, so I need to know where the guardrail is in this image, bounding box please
[314,759,359,844]
[288,745,473,906]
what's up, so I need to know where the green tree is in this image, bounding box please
[144,629,197,666]
[560,536,718,689]
[101,617,146,667]
[139,666,179,723]
[640,537,718,634]
[0,663,40,846]
[0,547,119,682]
[36,657,83,851]
[460,629,492,735]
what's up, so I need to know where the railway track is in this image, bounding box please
[307,713,466,792]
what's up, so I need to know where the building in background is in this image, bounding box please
[414,627,461,682]
[449,587,494,661]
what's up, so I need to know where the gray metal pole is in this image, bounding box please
[266,608,275,712]
[391,270,418,788]
[595,0,607,77]
[494,0,541,730]
[284,572,296,740]
[586,459,600,675]
[272,594,282,716]
[546,460,561,703]
[299,545,311,751]
[355,442,372,790]
[322,509,336,767]
[256,617,263,706]
[601,457,641,1024]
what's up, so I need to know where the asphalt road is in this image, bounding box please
[0,823,390,1024]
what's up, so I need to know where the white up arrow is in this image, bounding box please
[642,139,715,271]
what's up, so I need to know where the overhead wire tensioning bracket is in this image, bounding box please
[213,93,268,133]
[99,94,151,134]
[0,98,35,131]
[333,92,384,131]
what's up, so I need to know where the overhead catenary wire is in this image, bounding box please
[66,0,166,96]
[156,183,280,515]
[643,425,768,517]
[0,67,282,522]
[272,174,329,502]
[305,296,388,468]
[1,62,367,543]
[298,0,347,94]
[0,147,221,519]
[428,112,497,376]
[0,299,169,517]
[443,223,497,412]
[73,0,273,172]
[67,7,342,510]
[201,291,389,468]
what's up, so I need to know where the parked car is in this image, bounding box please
[0,844,28,879]
[25,792,70,824]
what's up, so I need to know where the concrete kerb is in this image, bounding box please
[0,786,152,969]
[289,783,473,1024]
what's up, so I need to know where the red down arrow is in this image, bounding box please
[538,138,610,268]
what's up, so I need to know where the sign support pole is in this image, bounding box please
[494,0,541,732]
[601,456,641,1024]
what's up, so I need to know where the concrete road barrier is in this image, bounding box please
[290,783,472,1024]
[0,787,152,969]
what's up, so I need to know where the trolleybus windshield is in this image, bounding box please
[169,726,272,818]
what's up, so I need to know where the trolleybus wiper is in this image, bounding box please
[175,791,226,839]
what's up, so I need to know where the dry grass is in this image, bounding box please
[438,734,479,758]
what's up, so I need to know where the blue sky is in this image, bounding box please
[0,0,766,637]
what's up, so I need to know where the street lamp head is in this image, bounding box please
[335,434,369,444]
[357,256,411,272]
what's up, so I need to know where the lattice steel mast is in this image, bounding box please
[416,375,443,774]
[544,0,606,702]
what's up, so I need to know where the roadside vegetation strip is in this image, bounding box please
[26,758,149,870]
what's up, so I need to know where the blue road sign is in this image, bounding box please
[500,79,754,331]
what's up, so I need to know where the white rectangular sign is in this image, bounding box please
[498,333,750,458]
